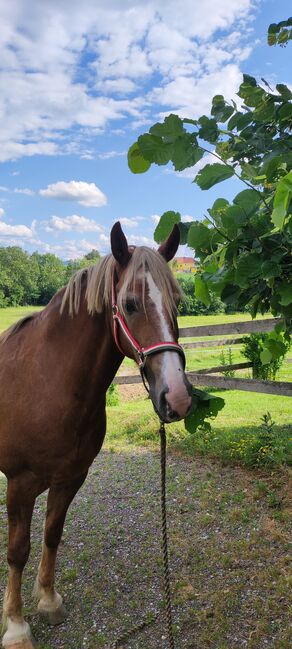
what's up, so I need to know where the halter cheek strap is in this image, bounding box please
[111,273,185,371]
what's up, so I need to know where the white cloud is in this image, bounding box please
[119,217,139,228]
[39,180,107,207]
[0,221,34,237]
[0,0,255,161]
[37,238,101,260]
[44,214,103,233]
[127,234,154,246]
[14,187,35,196]
[98,150,126,160]
[0,208,5,218]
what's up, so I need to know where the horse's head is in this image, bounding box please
[110,222,192,423]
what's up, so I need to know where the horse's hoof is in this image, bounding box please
[39,603,67,626]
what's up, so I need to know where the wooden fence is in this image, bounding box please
[114,317,292,397]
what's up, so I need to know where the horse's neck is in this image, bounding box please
[43,291,122,395]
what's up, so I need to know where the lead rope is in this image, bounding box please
[109,420,175,649]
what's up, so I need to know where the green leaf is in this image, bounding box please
[278,282,292,306]
[198,116,219,143]
[243,74,257,86]
[195,276,211,306]
[272,171,292,228]
[234,253,262,287]
[172,135,203,171]
[233,189,262,216]
[127,143,151,174]
[276,84,292,101]
[149,114,184,137]
[260,348,272,364]
[211,95,234,123]
[154,211,181,244]
[261,260,281,279]
[185,388,225,434]
[195,163,234,190]
[137,134,173,165]
[187,222,211,249]
[178,222,191,245]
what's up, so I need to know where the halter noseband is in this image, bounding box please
[111,272,185,375]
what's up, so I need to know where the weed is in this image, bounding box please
[219,347,235,377]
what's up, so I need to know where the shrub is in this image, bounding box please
[242,333,290,380]
[106,383,119,406]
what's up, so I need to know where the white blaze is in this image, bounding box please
[146,272,190,417]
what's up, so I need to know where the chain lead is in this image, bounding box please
[109,421,175,649]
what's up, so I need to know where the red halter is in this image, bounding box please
[111,272,185,371]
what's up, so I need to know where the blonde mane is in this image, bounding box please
[61,247,182,321]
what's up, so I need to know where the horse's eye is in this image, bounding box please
[125,299,138,314]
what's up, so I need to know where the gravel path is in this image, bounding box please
[0,447,291,649]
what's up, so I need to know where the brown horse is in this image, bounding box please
[0,222,192,649]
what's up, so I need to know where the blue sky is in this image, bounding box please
[0,0,291,259]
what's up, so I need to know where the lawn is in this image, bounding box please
[0,305,42,333]
[1,306,291,467]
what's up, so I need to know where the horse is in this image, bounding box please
[0,222,192,649]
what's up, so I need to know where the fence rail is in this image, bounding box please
[114,317,292,397]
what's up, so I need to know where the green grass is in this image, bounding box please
[1,307,291,468]
[105,390,292,468]
[0,306,42,333]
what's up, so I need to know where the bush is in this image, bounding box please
[106,383,119,406]
[177,273,224,316]
[242,333,290,380]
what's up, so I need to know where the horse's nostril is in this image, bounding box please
[159,388,168,413]
[167,408,179,421]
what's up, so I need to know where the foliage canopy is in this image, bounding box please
[128,76,292,364]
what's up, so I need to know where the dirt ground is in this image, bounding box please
[0,444,291,649]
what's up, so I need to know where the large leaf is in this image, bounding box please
[198,116,219,143]
[185,388,225,434]
[137,133,174,165]
[234,253,262,287]
[195,276,211,306]
[272,171,292,228]
[187,222,211,249]
[154,211,181,244]
[195,163,234,190]
[127,143,151,174]
[233,189,262,216]
[278,282,292,306]
[172,134,203,171]
[211,95,234,123]
[150,114,184,137]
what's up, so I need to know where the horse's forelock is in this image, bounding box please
[61,247,181,320]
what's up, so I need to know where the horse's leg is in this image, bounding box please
[34,473,87,625]
[2,472,41,649]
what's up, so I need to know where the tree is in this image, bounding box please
[128,26,292,367]
[31,252,66,305]
[0,247,40,306]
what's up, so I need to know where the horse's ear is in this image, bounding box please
[111,222,131,267]
[158,224,180,262]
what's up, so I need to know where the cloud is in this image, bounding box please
[44,214,103,233]
[119,217,139,228]
[0,0,255,161]
[39,180,107,207]
[98,150,126,160]
[43,238,102,260]
[14,187,35,196]
[0,208,5,218]
[0,221,34,237]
